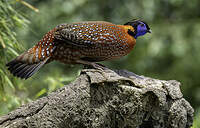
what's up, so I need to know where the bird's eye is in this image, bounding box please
[140,24,145,27]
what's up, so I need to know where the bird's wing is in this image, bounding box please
[54,21,124,47]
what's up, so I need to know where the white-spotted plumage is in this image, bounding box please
[6,20,151,79]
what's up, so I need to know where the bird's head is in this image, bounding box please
[124,19,151,39]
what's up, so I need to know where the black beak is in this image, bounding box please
[147,29,152,33]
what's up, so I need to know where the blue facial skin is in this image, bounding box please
[134,23,148,39]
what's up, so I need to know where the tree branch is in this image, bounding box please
[0,68,194,128]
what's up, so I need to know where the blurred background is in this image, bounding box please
[0,0,200,127]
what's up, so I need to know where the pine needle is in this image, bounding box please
[16,0,39,12]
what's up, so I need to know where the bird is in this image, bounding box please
[6,19,151,79]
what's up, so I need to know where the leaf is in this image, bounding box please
[7,47,19,56]
[4,76,14,90]
[35,88,47,99]
[0,35,6,48]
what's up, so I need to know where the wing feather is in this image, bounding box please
[54,21,121,47]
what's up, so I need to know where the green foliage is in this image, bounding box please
[192,108,200,128]
[0,0,30,115]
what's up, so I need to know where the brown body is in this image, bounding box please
[6,21,138,79]
[52,22,136,64]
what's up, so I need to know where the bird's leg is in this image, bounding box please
[76,60,109,79]
[76,60,108,70]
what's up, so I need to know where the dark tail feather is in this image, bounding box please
[6,57,50,79]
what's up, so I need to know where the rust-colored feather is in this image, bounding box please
[6,20,151,79]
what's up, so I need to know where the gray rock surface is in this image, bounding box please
[0,68,194,128]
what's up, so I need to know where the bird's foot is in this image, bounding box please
[77,60,110,80]
[89,63,109,70]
